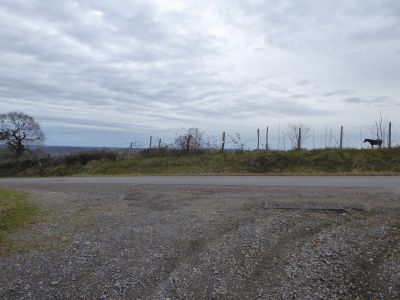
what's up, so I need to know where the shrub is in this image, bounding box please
[63,151,118,166]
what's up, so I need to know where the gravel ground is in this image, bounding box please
[0,183,399,299]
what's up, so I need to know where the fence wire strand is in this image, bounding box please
[126,124,399,151]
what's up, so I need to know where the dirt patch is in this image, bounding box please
[0,183,399,299]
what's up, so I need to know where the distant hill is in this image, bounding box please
[41,146,134,157]
[1,145,146,158]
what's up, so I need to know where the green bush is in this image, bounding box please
[63,151,118,166]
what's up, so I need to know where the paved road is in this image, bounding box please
[0,175,399,188]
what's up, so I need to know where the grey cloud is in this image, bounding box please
[343,97,363,104]
[259,99,337,117]
[296,80,311,86]
[343,96,392,106]
[350,25,400,43]
[187,95,338,118]
[291,94,308,98]
[325,90,353,97]
[0,0,399,146]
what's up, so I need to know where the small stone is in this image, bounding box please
[50,281,59,286]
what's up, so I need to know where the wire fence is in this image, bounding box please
[126,123,400,152]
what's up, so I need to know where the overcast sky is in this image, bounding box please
[1,0,399,147]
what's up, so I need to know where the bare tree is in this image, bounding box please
[204,135,219,151]
[0,111,45,158]
[374,113,389,147]
[174,128,205,153]
[227,133,244,152]
[286,123,310,149]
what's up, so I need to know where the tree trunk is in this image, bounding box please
[9,140,25,158]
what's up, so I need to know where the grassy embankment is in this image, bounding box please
[0,147,400,177]
[0,188,40,253]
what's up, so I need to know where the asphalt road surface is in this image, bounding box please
[1,175,400,188]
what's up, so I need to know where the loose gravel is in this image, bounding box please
[0,183,399,299]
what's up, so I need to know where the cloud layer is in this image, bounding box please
[0,0,399,146]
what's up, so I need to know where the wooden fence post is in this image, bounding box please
[340,126,343,149]
[388,122,392,148]
[257,129,260,150]
[266,126,269,150]
[298,127,301,150]
[221,132,225,152]
[149,136,152,149]
[158,138,162,149]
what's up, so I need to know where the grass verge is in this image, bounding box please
[0,188,40,253]
[1,147,400,177]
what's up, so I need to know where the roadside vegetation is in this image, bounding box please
[0,147,399,177]
[1,116,399,176]
[0,188,40,253]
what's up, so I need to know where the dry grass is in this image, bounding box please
[0,147,400,177]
